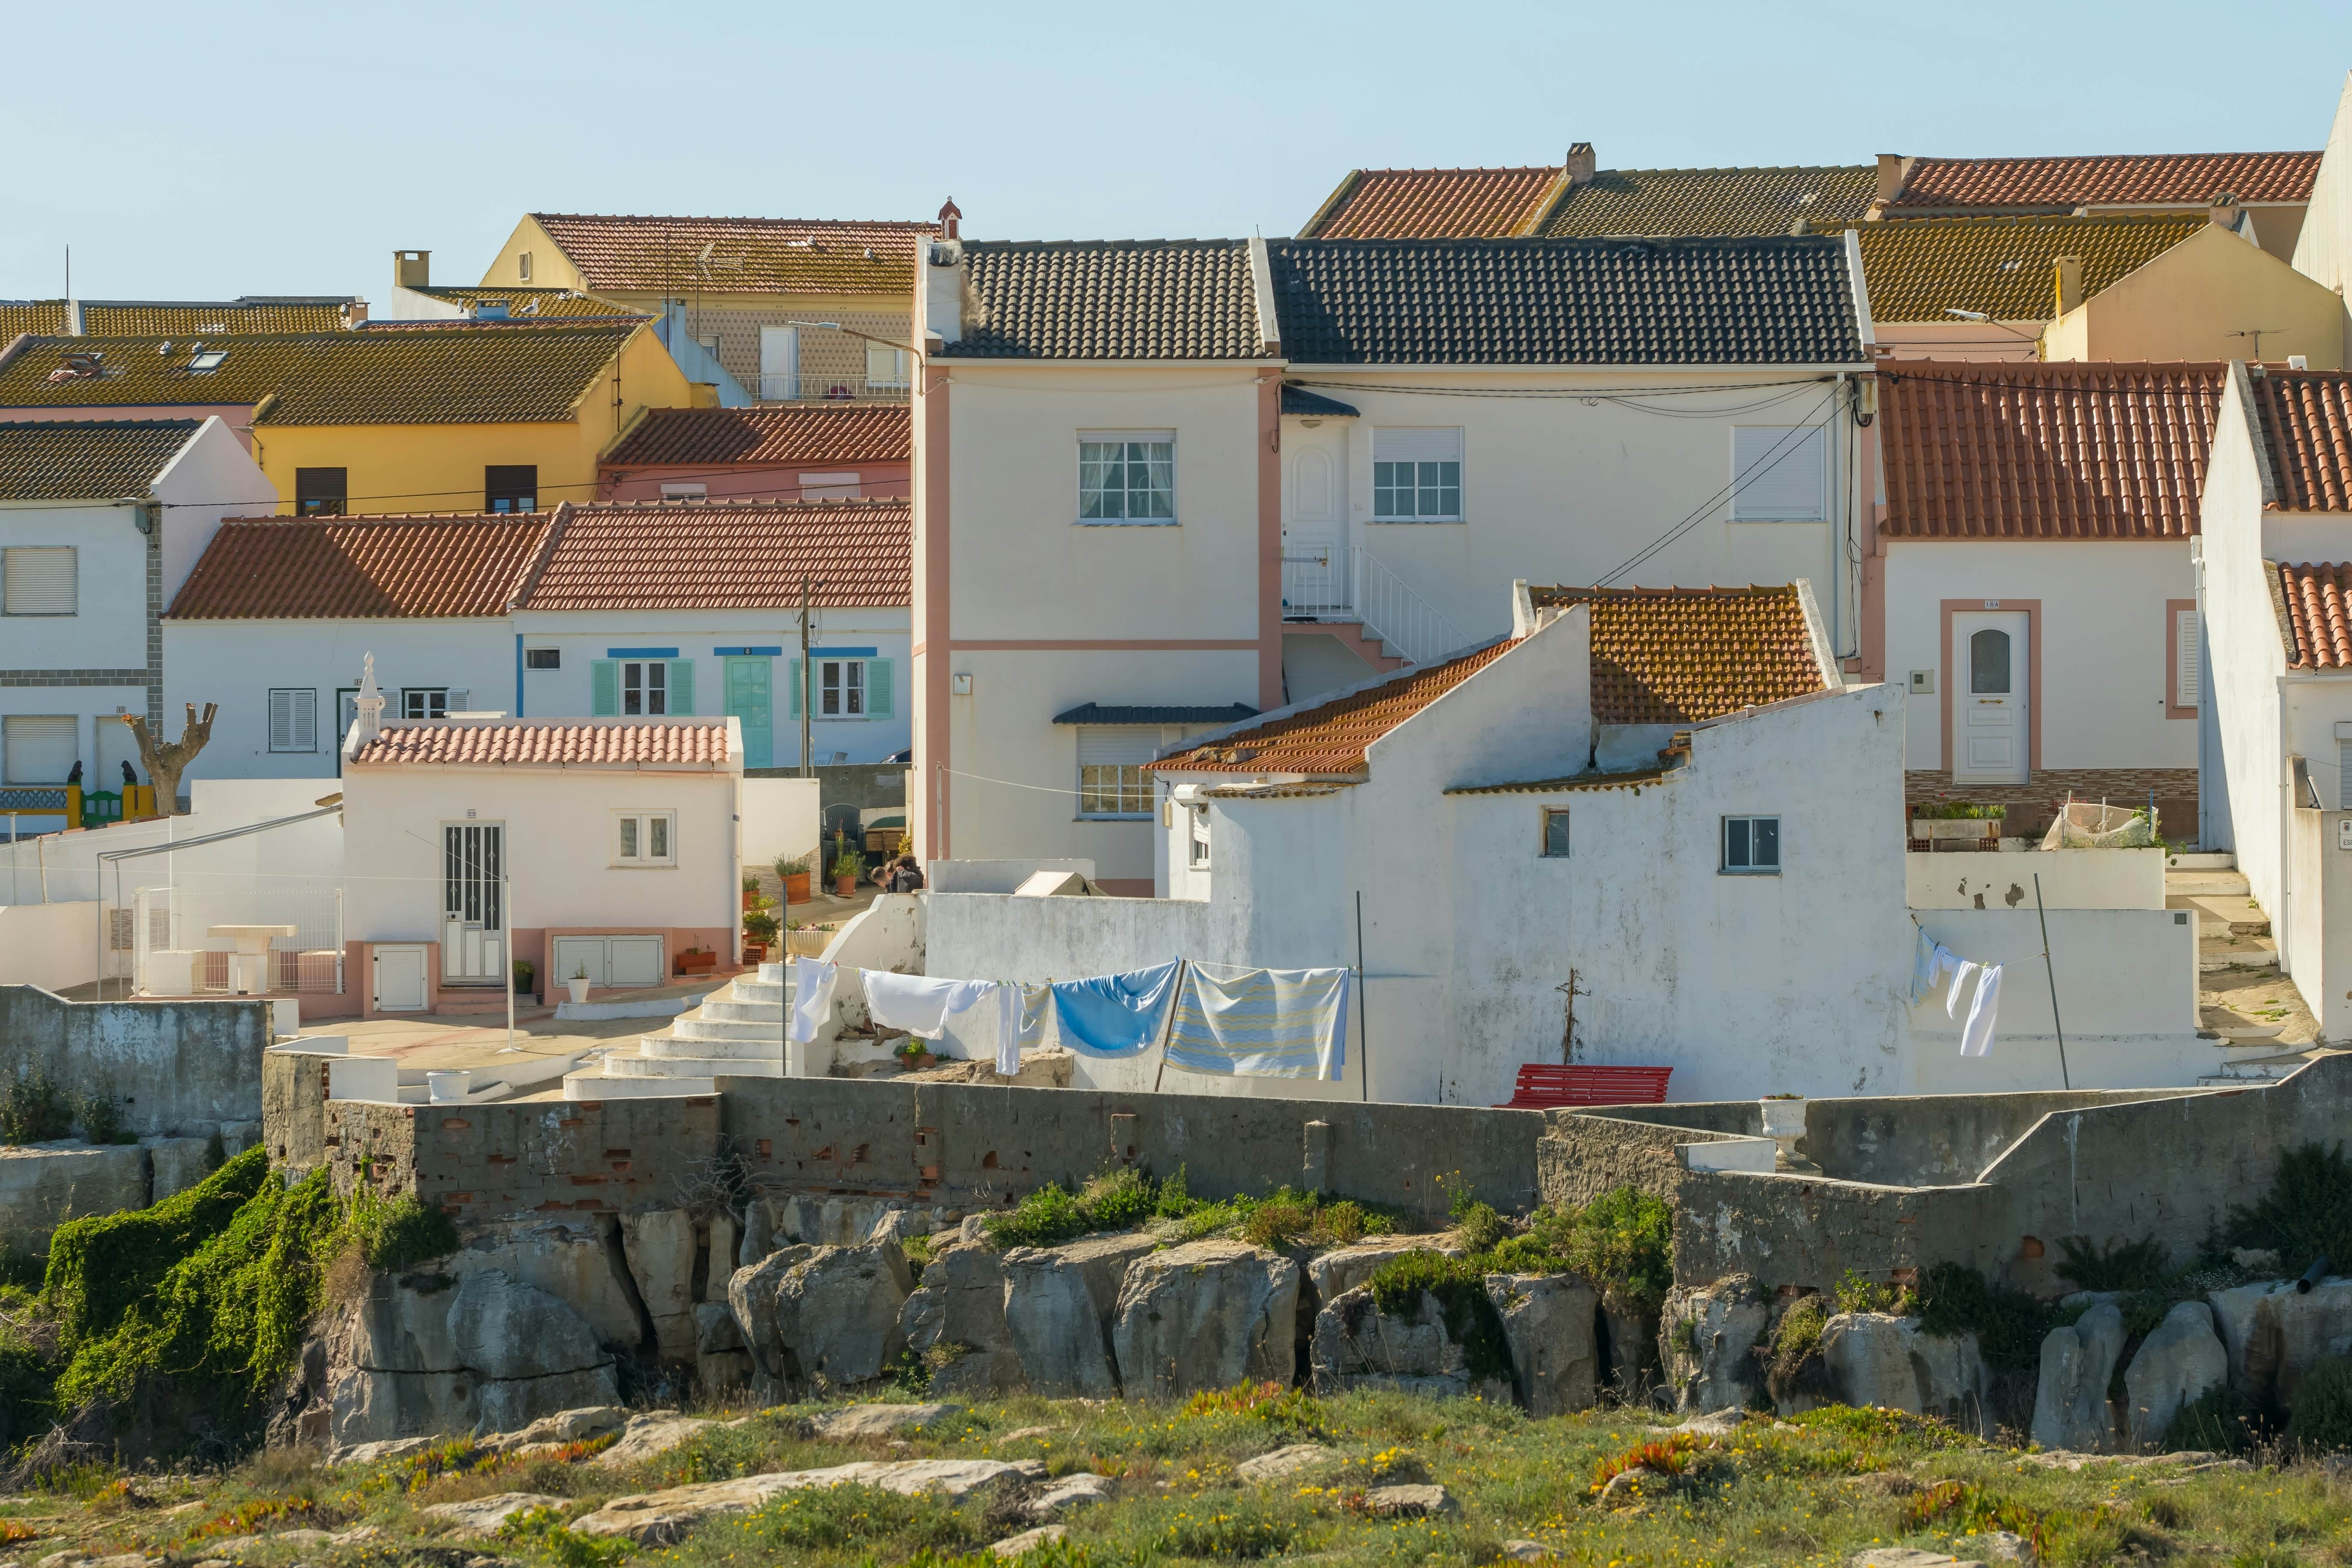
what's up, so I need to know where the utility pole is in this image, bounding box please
[798,574,815,778]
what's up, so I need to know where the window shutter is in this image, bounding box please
[1076,727,1159,768]
[3,715,79,784]
[1730,427,1828,521]
[447,688,470,712]
[2176,609,2201,708]
[270,691,294,752]
[865,659,892,717]
[591,660,618,716]
[291,689,317,751]
[1371,428,1464,464]
[667,659,694,716]
[788,659,803,717]
[4,548,77,615]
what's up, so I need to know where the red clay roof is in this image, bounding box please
[2249,371,2352,513]
[350,720,731,768]
[1302,167,1564,239]
[602,404,910,468]
[1151,641,1516,775]
[1886,152,2321,211]
[1523,585,1830,723]
[166,515,554,619]
[531,213,938,294]
[523,499,908,610]
[1878,361,2224,540]
[2276,564,2352,670]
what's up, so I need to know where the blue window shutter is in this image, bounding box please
[788,659,803,717]
[591,660,618,716]
[668,658,694,715]
[866,658,892,717]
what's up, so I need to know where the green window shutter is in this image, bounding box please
[866,658,892,717]
[667,658,694,715]
[788,659,803,717]
[591,660,618,716]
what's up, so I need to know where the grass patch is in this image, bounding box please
[982,1165,1401,1255]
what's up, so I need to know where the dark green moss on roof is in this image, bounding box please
[0,419,202,500]
[1536,166,1876,238]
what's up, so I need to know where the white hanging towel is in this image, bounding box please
[863,970,995,1040]
[1946,959,1981,1020]
[1959,964,2003,1057]
[789,957,839,1044]
[993,982,1020,1076]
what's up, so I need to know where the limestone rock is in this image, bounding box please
[1235,1444,1338,1482]
[904,1244,1012,1356]
[1309,1284,1504,1400]
[1305,1233,1461,1302]
[1002,1247,1118,1396]
[448,1269,608,1381]
[1659,1274,1769,1416]
[1819,1313,1990,1436]
[991,1524,1068,1558]
[2205,1280,2281,1393]
[726,1244,821,1381]
[695,1301,744,1355]
[706,1212,739,1294]
[1499,1541,1551,1561]
[594,1411,718,1468]
[807,1402,961,1441]
[1020,1471,1111,1520]
[1111,1240,1299,1397]
[0,1141,148,1245]
[1954,1530,2032,1562]
[1851,1550,1981,1568]
[421,1494,565,1538]
[1486,1272,1599,1416]
[327,1434,441,1466]
[620,1209,700,1361]
[2030,1302,2125,1453]
[2244,1276,2352,1406]
[442,1216,643,1349]
[1364,1483,1454,1517]
[571,1459,1043,1543]
[1680,1408,1749,1436]
[2124,1301,2228,1450]
[1601,1306,1652,1400]
[476,1406,625,1454]
[868,1207,931,1245]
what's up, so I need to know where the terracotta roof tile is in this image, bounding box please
[532,213,938,295]
[603,404,909,468]
[0,323,643,424]
[0,298,357,337]
[522,499,909,610]
[947,241,1262,360]
[1537,166,1876,237]
[1302,167,1565,239]
[2248,371,2352,512]
[0,418,201,500]
[350,719,730,768]
[1856,213,2206,322]
[1886,152,2321,212]
[1878,361,2224,540]
[405,286,639,319]
[167,515,554,619]
[1150,641,1515,776]
[2276,563,2352,669]
[1523,584,1830,723]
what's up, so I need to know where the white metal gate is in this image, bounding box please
[442,822,505,983]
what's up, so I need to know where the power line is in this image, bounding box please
[1592,386,1843,589]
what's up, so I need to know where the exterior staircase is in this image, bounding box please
[564,962,789,1100]
[1279,545,1468,670]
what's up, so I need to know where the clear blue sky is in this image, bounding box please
[7,0,2348,305]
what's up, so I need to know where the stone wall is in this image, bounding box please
[1536,1112,1747,1209]
[0,985,269,1138]
[1673,1171,2009,1289]
[1797,1086,2192,1187]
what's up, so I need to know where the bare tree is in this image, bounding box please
[121,704,216,817]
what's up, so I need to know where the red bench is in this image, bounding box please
[1495,1064,1673,1109]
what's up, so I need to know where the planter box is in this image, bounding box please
[1912,818,2001,842]
[676,953,718,975]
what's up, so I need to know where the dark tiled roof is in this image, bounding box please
[522,499,909,610]
[406,286,638,319]
[1150,642,1514,776]
[1268,237,1864,365]
[946,241,1262,360]
[1537,166,1876,237]
[1301,167,1564,239]
[0,297,357,337]
[2248,371,2352,512]
[1052,702,1260,726]
[1522,584,1830,723]
[168,515,555,619]
[1885,152,2322,212]
[1878,362,2224,540]
[351,719,731,768]
[0,323,642,424]
[1857,213,2207,321]
[1281,385,1358,417]
[603,404,909,467]
[0,419,201,501]
[531,213,937,295]
[2276,563,2352,669]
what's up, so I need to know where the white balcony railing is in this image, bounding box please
[752,373,910,403]
[1281,545,1469,669]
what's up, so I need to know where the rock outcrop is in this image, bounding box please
[1110,1240,1299,1397]
[571,1459,1044,1544]
[1818,1313,1990,1435]
[441,1215,646,1351]
[726,1238,914,1394]
[620,1209,700,1361]
[901,1243,1019,1395]
[1486,1272,1599,1416]
[1304,1233,1461,1302]
[1659,1274,1769,1416]
[2031,1301,2126,1452]
[2243,1276,2352,1407]
[2122,1300,2228,1450]
[1307,1283,1508,1402]
[1002,1233,1156,1396]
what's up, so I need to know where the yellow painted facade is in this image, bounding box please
[2041,225,2346,367]
[248,325,692,513]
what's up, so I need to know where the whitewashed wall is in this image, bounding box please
[1905,848,2166,910]
[0,902,98,990]
[2201,375,2288,913]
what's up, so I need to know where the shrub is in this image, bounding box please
[347,1188,458,1273]
[2169,1384,2260,1453]
[1366,1249,1513,1381]
[1914,1260,2053,1371]
[2287,1357,2352,1453]
[0,1072,71,1144]
[2230,1142,2352,1278]
[1833,1268,1913,1316]
[1551,1187,1674,1319]
[44,1145,271,1350]
[2055,1233,2168,1292]
[1078,1165,1159,1232]
[1590,1430,1702,1490]
[1765,1293,1829,1402]
[70,1090,136,1147]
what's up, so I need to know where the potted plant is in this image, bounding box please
[512,957,534,1002]
[565,964,592,1006]
[676,946,718,976]
[776,855,811,905]
[831,847,862,897]
[742,873,762,911]
[743,909,780,961]
[893,1036,934,1072]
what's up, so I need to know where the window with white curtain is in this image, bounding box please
[1730,426,1828,521]
[613,810,677,867]
[1078,433,1175,522]
[3,715,78,784]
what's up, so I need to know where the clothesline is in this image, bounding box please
[1911,928,2003,1058]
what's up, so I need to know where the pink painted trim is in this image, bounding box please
[2165,597,2198,720]
[1258,373,1284,711]
[1939,597,2043,778]
[921,365,952,859]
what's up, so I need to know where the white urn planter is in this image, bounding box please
[1759,1097,1806,1164]
[566,975,592,1005]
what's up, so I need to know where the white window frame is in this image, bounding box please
[518,251,533,282]
[3,547,78,616]
[1077,432,1176,524]
[1188,806,1212,868]
[612,809,678,868]
[1721,814,1782,875]
[1077,726,1158,818]
[1729,426,1829,522]
[268,688,318,753]
[820,658,867,718]
[1540,806,1571,859]
[1371,428,1465,522]
[402,688,449,720]
[623,661,667,716]
[864,341,911,390]
[659,482,708,501]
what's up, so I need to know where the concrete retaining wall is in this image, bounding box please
[0,985,269,1137]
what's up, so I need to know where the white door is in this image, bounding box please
[1282,422,1350,613]
[609,935,666,987]
[374,944,428,1012]
[440,821,506,983]
[1952,611,2029,784]
[758,326,798,400]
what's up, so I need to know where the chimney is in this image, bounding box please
[1566,142,1596,187]
[340,299,368,329]
[64,298,83,336]
[922,235,965,346]
[345,652,386,756]
[2054,254,2084,316]
[1874,154,1914,206]
[2209,194,2242,231]
[937,198,961,242]
[394,250,430,290]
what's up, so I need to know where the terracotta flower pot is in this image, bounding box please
[835,873,856,896]
[743,889,760,911]
[784,872,810,904]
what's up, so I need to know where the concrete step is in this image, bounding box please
[637,1033,783,1061]
[730,979,786,1005]
[2167,852,2236,871]
[2201,942,2280,972]
[671,1014,783,1043]
[564,1070,717,1101]
[2168,872,2253,898]
[758,961,786,983]
[603,1054,783,1079]
[2175,893,2269,935]
[702,998,784,1024]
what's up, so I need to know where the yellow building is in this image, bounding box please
[2041,221,2344,367]
[478,210,940,403]
[0,319,693,513]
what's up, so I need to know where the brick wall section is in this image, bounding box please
[1907,768,2197,842]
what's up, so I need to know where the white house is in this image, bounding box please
[0,418,276,823]
[338,674,744,1017]
[1867,360,2216,838]
[2199,362,2352,1035]
[163,498,911,778]
[912,227,1875,890]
